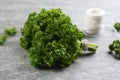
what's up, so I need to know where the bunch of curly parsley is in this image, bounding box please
[20,8,85,68]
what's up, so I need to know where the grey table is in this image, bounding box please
[0,0,120,80]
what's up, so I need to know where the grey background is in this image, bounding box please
[0,0,120,80]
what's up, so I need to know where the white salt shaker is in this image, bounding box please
[84,8,105,35]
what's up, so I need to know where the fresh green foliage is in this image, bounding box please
[0,27,17,45]
[0,34,7,45]
[20,8,98,68]
[4,27,17,35]
[114,22,120,31]
[109,40,120,58]
[20,8,84,68]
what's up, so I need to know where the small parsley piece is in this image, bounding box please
[4,27,17,35]
[0,34,7,45]
[114,22,120,31]
[109,40,120,58]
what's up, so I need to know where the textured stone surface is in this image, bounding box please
[0,0,120,80]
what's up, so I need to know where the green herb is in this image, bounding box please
[0,34,7,45]
[114,22,120,31]
[109,40,120,58]
[20,8,98,68]
[4,27,17,35]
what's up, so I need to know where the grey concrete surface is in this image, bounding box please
[0,0,120,80]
